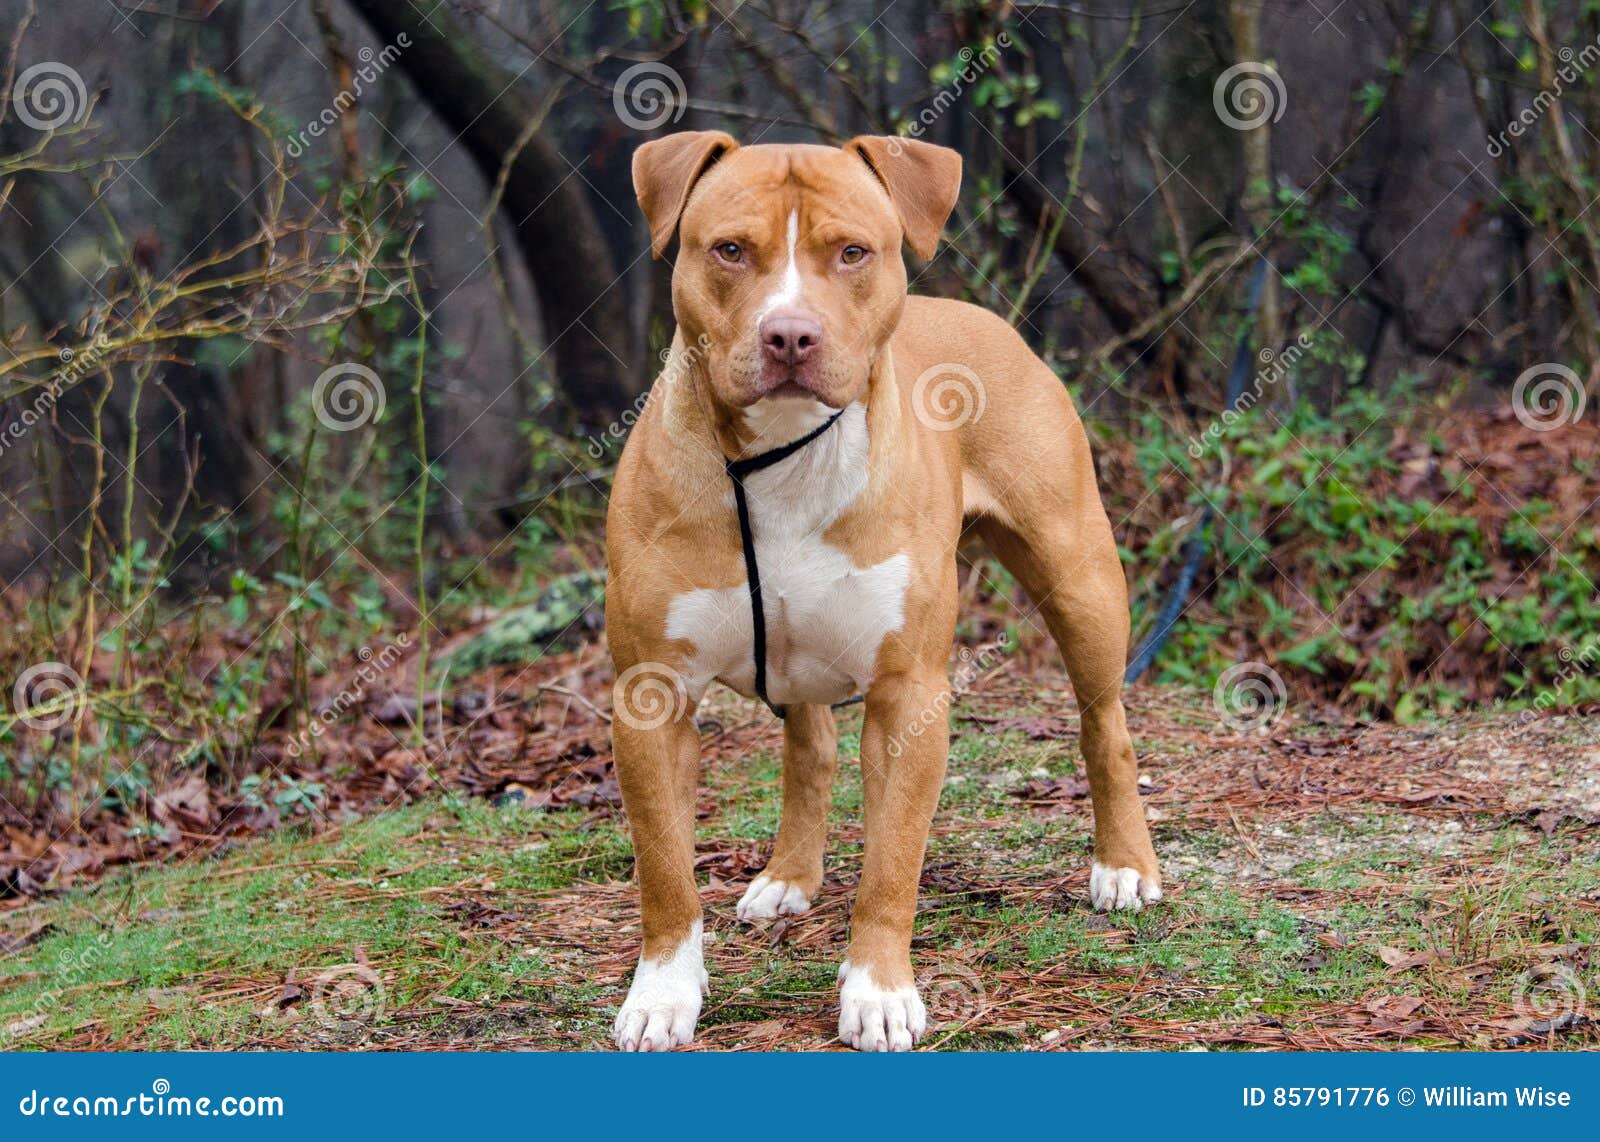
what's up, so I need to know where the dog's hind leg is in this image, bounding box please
[975,513,1162,911]
[737,702,839,921]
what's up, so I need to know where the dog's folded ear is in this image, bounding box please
[846,136,962,260]
[633,130,740,257]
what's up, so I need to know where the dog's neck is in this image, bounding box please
[735,396,839,458]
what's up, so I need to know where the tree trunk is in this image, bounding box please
[1004,163,1202,401]
[345,0,637,427]
[1228,0,1278,353]
[145,7,269,574]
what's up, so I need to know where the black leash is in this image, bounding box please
[724,408,850,719]
[1125,256,1272,684]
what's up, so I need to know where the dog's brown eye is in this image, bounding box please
[713,242,743,264]
[841,244,869,265]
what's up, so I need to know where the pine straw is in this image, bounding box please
[14,661,1596,1052]
[56,848,1598,1052]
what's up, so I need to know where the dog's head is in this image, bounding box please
[633,133,961,413]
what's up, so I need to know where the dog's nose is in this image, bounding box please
[759,311,823,366]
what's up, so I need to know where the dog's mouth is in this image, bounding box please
[753,362,833,403]
[766,378,813,400]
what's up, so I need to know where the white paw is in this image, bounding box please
[735,874,813,921]
[613,922,708,1051]
[837,961,926,1052]
[1089,861,1163,911]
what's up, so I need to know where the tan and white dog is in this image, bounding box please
[604,131,1161,1052]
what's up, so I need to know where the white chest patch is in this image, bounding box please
[666,402,909,708]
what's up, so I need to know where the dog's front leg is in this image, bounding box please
[839,669,950,1051]
[611,694,707,1051]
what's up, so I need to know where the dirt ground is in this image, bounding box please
[2,669,1597,1051]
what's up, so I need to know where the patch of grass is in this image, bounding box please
[0,799,602,1049]
[4,698,1596,1051]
